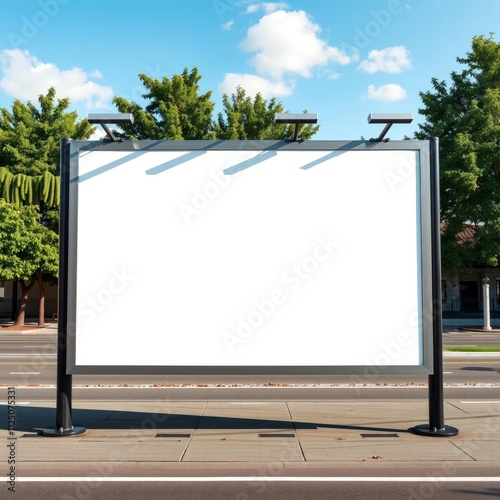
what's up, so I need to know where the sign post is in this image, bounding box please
[42,138,85,436]
[412,138,458,437]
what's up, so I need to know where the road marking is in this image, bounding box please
[0,354,56,357]
[0,362,56,365]
[14,476,500,483]
[460,401,500,404]
[445,361,500,364]
[229,402,270,404]
[9,372,40,375]
[443,372,452,374]
[22,345,54,348]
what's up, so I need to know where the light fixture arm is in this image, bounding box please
[87,113,134,142]
[100,123,118,142]
[368,113,413,142]
[274,113,318,142]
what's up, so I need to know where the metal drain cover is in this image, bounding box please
[360,433,399,438]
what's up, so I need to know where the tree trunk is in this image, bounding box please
[36,270,45,327]
[13,276,36,327]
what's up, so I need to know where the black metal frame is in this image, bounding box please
[412,138,459,437]
[42,137,458,437]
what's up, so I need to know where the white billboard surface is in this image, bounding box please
[69,144,429,372]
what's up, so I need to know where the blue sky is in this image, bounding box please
[0,0,499,140]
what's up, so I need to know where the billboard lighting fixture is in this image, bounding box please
[275,113,318,142]
[368,113,413,142]
[87,113,134,142]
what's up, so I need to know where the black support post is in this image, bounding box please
[42,138,85,437]
[412,138,458,437]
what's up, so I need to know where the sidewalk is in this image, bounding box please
[2,399,499,463]
[0,319,57,334]
[2,322,499,464]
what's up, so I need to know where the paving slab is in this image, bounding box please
[18,437,188,462]
[2,399,499,463]
[299,439,474,462]
[182,439,304,462]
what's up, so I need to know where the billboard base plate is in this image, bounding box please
[410,424,459,437]
[40,426,87,437]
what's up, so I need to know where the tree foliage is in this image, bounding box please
[0,87,93,176]
[213,86,319,140]
[113,67,216,140]
[416,34,500,274]
[113,68,319,141]
[0,167,59,208]
[0,87,92,224]
[0,200,58,325]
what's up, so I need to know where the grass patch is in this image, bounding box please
[446,346,500,352]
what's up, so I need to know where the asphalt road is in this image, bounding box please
[443,329,500,346]
[2,331,500,500]
[10,463,500,500]
[0,333,499,390]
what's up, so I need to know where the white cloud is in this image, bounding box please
[240,10,357,79]
[221,20,234,30]
[246,2,289,14]
[358,46,411,74]
[0,49,113,108]
[366,84,407,102]
[219,73,294,98]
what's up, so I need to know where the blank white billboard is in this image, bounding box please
[65,141,433,374]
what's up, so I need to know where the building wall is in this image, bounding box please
[0,280,58,318]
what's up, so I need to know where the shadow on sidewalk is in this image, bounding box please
[0,405,412,435]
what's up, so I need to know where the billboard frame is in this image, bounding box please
[43,137,458,437]
[64,139,433,375]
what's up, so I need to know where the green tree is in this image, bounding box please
[0,200,58,326]
[113,67,216,140]
[0,88,91,324]
[0,87,93,176]
[0,167,59,208]
[416,34,500,274]
[114,69,319,141]
[214,86,319,140]
[0,87,93,230]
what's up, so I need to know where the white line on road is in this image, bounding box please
[9,372,40,375]
[2,384,500,389]
[13,476,500,483]
[0,354,56,357]
[229,402,270,404]
[22,346,54,348]
[460,401,500,404]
